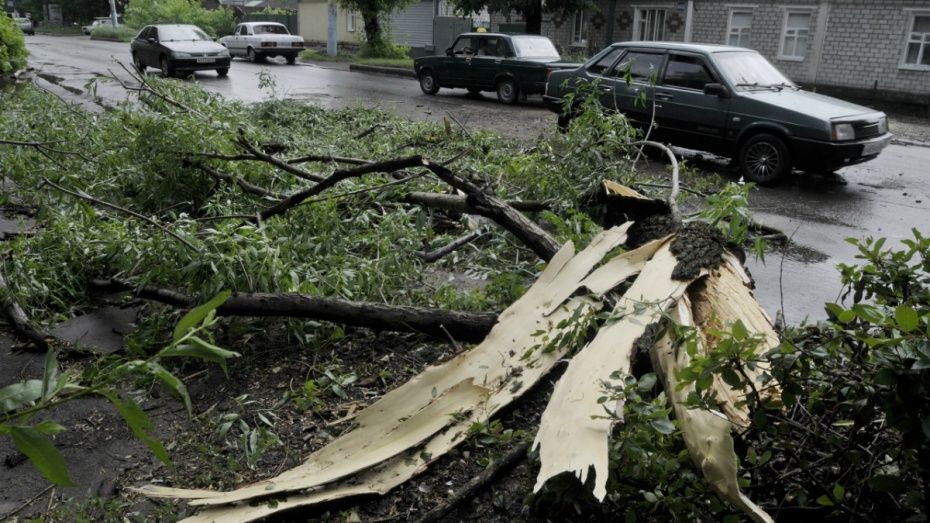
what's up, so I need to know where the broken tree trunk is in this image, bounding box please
[90,279,498,343]
[137,224,652,521]
[0,271,51,350]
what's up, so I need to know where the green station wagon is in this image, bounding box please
[544,42,892,184]
[415,33,577,104]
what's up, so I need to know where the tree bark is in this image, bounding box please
[90,279,498,343]
[523,0,542,34]
[361,10,383,48]
[401,192,548,214]
[0,271,51,351]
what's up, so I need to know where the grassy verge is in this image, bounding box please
[300,49,413,69]
[90,25,137,42]
[35,23,84,36]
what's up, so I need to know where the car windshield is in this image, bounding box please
[159,26,212,42]
[714,51,795,90]
[253,24,289,35]
[511,36,559,58]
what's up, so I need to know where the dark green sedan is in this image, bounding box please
[545,42,892,184]
[414,33,577,104]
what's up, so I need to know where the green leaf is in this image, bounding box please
[650,418,676,435]
[837,309,856,323]
[0,380,43,413]
[637,373,657,392]
[172,290,231,343]
[832,483,845,500]
[146,362,192,415]
[731,320,747,341]
[10,426,74,486]
[34,420,66,435]
[41,348,58,401]
[161,336,240,377]
[721,368,742,388]
[815,495,834,506]
[104,393,171,466]
[895,305,919,333]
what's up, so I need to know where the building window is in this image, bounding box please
[571,11,588,47]
[779,9,813,61]
[902,11,930,68]
[727,9,753,48]
[635,8,666,41]
[347,11,356,32]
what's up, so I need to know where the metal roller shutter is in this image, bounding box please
[391,1,434,47]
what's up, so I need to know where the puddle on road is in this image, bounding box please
[49,306,141,354]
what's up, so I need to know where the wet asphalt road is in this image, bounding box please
[21,35,930,325]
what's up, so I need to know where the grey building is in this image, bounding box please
[490,1,930,106]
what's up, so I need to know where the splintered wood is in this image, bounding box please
[140,206,779,523]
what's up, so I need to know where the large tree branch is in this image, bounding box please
[248,156,425,223]
[235,132,326,183]
[90,279,498,342]
[194,163,285,199]
[0,271,52,351]
[421,159,561,262]
[401,192,549,214]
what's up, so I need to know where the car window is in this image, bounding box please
[663,54,716,90]
[510,36,558,58]
[253,24,289,35]
[151,28,159,41]
[452,37,474,55]
[476,37,506,57]
[612,51,664,82]
[588,48,622,76]
[159,25,212,42]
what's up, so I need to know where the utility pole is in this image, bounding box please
[109,0,118,26]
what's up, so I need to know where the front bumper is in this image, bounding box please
[542,95,562,114]
[172,57,232,71]
[793,132,893,171]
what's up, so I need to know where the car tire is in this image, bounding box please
[496,77,518,105]
[739,133,790,185]
[216,68,229,77]
[286,54,297,65]
[160,55,175,78]
[419,69,439,95]
[247,47,257,63]
[133,53,146,73]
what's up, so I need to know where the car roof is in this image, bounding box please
[612,41,753,53]
[240,21,286,26]
[456,32,551,39]
[148,24,202,29]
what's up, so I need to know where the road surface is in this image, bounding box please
[22,35,930,324]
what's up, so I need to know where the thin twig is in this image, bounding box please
[195,163,285,199]
[444,111,472,138]
[416,230,487,263]
[41,178,199,252]
[628,140,680,223]
[235,132,326,183]
[0,484,55,521]
[287,154,372,166]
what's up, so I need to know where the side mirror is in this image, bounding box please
[445,47,453,56]
[704,82,730,98]
[147,37,156,44]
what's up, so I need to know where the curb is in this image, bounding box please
[348,63,415,79]
[891,138,930,149]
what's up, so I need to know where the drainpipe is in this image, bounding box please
[606,0,617,44]
[684,0,694,43]
[809,1,829,86]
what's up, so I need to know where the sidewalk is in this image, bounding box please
[297,58,414,79]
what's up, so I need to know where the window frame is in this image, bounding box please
[610,49,668,84]
[586,46,624,76]
[347,11,355,32]
[725,6,755,48]
[661,52,721,92]
[571,10,588,47]
[778,6,815,62]
[900,9,930,71]
[633,6,669,41]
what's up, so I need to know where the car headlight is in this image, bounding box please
[878,117,888,134]
[172,52,193,59]
[832,123,855,141]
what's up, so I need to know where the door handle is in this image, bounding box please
[600,86,613,92]
[654,104,664,109]
[656,92,674,101]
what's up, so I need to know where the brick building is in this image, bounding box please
[490,1,930,105]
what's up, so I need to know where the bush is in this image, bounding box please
[90,24,138,42]
[124,0,236,37]
[359,39,408,60]
[0,15,27,74]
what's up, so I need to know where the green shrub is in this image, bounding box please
[90,24,138,42]
[124,0,236,37]
[359,39,409,59]
[0,15,27,74]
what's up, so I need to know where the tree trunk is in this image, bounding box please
[524,0,542,34]
[361,10,383,48]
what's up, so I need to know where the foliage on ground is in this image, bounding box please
[124,0,236,37]
[0,15,27,74]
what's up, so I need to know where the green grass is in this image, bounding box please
[35,23,84,36]
[300,49,413,69]
[90,25,137,42]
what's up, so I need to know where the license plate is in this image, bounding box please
[862,136,890,156]
[196,57,215,63]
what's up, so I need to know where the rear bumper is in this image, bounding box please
[792,133,893,171]
[172,57,232,71]
[257,48,302,56]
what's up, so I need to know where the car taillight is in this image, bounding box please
[291,42,304,47]
[261,42,276,48]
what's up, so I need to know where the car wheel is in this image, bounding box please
[419,69,439,95]
[496,78,518,105]
[247,47,257,63]
[216,67,229,77]
[739,133,790,185]
[133,53,146,73]
[286,54,297,65]
[160,56,175,78]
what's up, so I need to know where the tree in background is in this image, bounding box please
[124,0,235,37]
[0,15,27,73]
[450,0,591,35]
[337,0,413,57]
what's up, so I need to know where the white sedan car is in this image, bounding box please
[218,22,304,64]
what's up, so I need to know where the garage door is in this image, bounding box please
[391,1,434,47]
